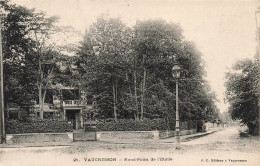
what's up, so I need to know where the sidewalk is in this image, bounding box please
[0,128,222,148]
[158,128,221,143]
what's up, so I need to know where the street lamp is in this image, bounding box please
[172,64,181,149]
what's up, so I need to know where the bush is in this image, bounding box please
[247,122,259,136]
[96,119,197,131]
[196,120,206,132]
[180,121,197,130]
[6,119,73,134]
[97,119,166,131]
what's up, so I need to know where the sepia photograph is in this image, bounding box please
[0,0,260,165]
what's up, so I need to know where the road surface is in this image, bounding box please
[0,126,259,166]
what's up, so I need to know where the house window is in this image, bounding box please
[62,89,79,100]
[9,111,18,120]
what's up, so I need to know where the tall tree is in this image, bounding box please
[131,20,218,122]
[225,58,259,135]
[1,1,79,119]
[27,11,60,119]
[130,19,184,121]
[76,15,132,120]
[1,1,37,116]
[77,16,220,124]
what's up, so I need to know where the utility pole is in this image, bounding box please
[256,1,260,136]
[0,7,5,143]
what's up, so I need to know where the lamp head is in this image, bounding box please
[172,64,181,78]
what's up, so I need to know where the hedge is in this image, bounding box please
[6,120,73,134]
[96,119,165,131]
[96,119,197,131]
[5,118,197,133]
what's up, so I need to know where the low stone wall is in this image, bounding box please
[6,133,73,144]
[159,129,197,139]
[5,129,197,144]
[96,131,158,141]
[73,132,96,141]
[96,129,197,141]
[181,129,197,135]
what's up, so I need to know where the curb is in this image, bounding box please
[158,130,220,143]
[181,130,219,142]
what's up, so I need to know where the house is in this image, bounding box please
[38,84,93,130]
[8,84,94,130]
[7,53,94,129]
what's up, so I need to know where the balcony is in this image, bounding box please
[63,100,81,107]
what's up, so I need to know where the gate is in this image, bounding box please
[73,113,97,141]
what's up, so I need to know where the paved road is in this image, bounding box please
[0,126,259,166]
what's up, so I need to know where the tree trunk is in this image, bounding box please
[59,89,64,119]
[112,84,117,121]
[140,69,146,121]
[38,55,43,119]
[38,65,47,119]
[134,70,139,121]
[6,102,9,119]
[38,84,43,119]
[126,73,133,96]
[126,72,136,118]
[39,87,47,119]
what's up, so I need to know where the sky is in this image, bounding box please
[11,0,257,112]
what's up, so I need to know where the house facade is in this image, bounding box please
[8,85,93,130]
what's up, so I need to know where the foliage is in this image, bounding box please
[1,1,79,118]
[76,15,132,120]
[96,119,197,131]
[77,16,220,123]
[1,1,37,108]
[225,59,259,135]
[219,111,232,123]
[1,0,221,126]
[97,119,166,131]
[5,119,73,134]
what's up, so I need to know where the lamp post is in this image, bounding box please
[172,64,181,149]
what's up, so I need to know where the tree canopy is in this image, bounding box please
[1,1,77,118]
[1,0,220,125]
[225,58,259,135]
[76,15,220,124]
